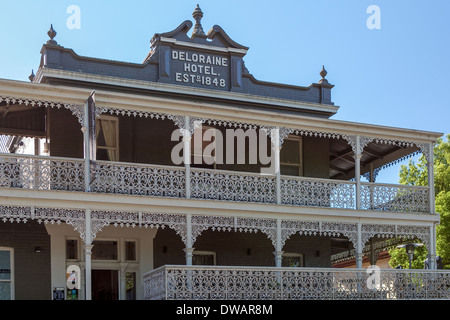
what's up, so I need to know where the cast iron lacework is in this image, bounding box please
[0,155,85,191]
[144,265,450,300]
[0,96,435,214]
[190,168,276,203]
[281,176,356,209]
[91,161,186,198]
[0,96,84,125]
[0,94,434,161]
[0,205,435,251]
[90,211,187,243]
[191,216,278,247]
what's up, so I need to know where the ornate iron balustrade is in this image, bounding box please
[0,154,84,191]
[91,160,186,198]
[281,176,356,209]
[143,265,450,300]
[0,154,432,214]
[190,168,276,203]
[361,182,429,213]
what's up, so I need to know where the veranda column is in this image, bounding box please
[424,142,437,269]
[184,213,194,265]
[429,224,437,270]
[120,263,128,300]
[369,163,375,210]
[274,219,283,267]
[84,209,93,300]
[83,91,95,192]
[356,222,363,269]
[427,142,435,214]
[82,106,91,192]
[183,115,191,199]
[273,127,281,205]
[355,135,362,210]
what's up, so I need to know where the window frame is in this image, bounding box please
[191,125,219,168]
[280,135,303,176]
[65,238,80,261]
[0,247,14,300]
[96,115,119,162]
[91,239,119,262]
[192,250,217,266]
[124,240,138,262]
[282,252,304,268]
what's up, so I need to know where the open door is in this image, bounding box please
[92,270,118,300]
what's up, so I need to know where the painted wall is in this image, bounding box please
[153,228,332,268]
[48,108,331,178]
[0,221,51,300]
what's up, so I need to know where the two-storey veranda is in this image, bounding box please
[0,9,447,300]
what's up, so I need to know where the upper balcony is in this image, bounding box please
[0,153,432,216]
[0,77,441,220]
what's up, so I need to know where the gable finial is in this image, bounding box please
[28,69,35,82]
[319,65,329,84]
[192,4,206,38]
[320,65,327,79]
[47,24,57,45]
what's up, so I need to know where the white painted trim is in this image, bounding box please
[0,188,440,225]
[159,37,248,55]
[36,67,339,114]
[0,247,14,300]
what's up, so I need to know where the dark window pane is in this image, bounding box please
[92,241,118,260]
[66,239,78,260]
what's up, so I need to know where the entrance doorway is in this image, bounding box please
[92,270,118,300]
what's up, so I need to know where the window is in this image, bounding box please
[280,136,302,176]
[125,241,136,261]
[193,251,216,265]
[96,115,119,161]
[92,240,118,260]
[125,272,136,300]
[66,239,79,260]
[0,248,13,300]
[191,125,219,168]
[282,253,304,268]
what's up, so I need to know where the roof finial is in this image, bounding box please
[192,4,206,38]
[319,65,329,84]
[320,65,327,79]
[28,70,35,82]
[47,24,57,45]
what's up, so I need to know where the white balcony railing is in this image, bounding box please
[0,154,432,214]
[190,168,276,203]
[361,182,430,213]
[281,176,356,209]
[143,265,450,300]
[0,154,85,191]
[91,160,186,198]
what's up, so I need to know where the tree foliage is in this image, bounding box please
[389,134,450,269]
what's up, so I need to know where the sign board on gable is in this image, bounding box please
[171,49,229,88]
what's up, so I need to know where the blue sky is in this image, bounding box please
[0,0,449,183]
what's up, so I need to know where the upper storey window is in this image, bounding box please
[96,115,119,161]
[280,136,303,176]
[191,125,218,169]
